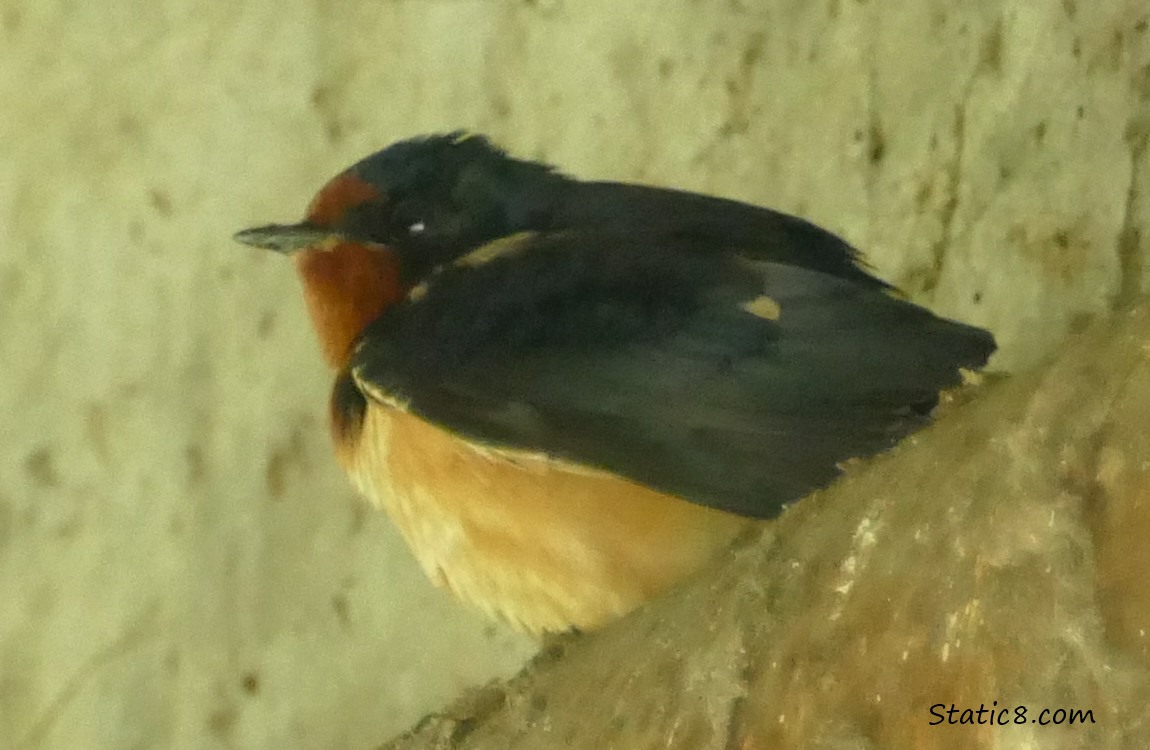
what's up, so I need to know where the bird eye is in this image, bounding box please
[390,199,433,241]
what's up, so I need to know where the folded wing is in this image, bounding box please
[351,230,995,517]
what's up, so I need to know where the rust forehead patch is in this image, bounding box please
[306,172,382,227]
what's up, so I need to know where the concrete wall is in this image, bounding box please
[1,0,1146,748]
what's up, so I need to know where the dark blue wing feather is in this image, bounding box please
[351,230,994,518]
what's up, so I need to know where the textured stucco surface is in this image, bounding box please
[0,1,1147,749]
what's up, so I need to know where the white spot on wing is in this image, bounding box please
[407,280,429,302]
[740,295,782,321]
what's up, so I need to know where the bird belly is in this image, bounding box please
[339,403,756,634]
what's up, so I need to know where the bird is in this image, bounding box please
[234,132,995,635]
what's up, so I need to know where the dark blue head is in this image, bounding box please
[236,132,562,273]
[335,133,561,273]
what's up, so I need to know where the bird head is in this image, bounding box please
[235,132,560,279]
[233,133,562,368]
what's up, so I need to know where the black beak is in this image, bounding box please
[233,222,338,253]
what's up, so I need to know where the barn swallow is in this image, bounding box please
[235,132,995,634]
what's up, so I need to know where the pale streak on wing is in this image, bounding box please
[351,367,609,476]
[400,231,539,305]
[452,231,538,269]
[351,366,410,411]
